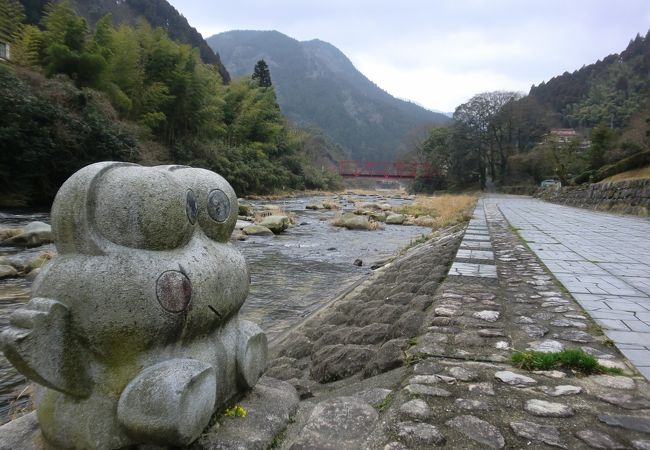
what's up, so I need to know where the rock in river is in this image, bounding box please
[258,215,290,234]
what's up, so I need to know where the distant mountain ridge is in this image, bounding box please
[208,30,449,161]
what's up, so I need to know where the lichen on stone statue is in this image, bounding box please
[0,162,268,449]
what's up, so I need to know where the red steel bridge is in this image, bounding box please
[338,160,436,179]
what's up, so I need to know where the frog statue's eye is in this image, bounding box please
[165,167,238,243]
[186,189,198,225]
[207,189,230,223]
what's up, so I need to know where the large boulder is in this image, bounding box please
[333,213,371,230]
[24,252,54,273]
[0,227,22,241]
[258,215,290,234]
[1,222,52,247]
[242,225,274,236]
[0,264,18,278]
[359,202,382,210]
[386,214,406,225]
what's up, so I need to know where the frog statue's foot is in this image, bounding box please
[237,320,268,390]
[118,359,217,446]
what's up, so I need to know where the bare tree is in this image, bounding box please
[452,91,521,188]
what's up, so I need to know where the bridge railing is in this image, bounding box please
[338,160,436,179]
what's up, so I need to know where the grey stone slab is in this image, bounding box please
[465,229,490,234]
[595,319,631,331]
[604,331,650,346]
[619,348,650,366]
[601,263,650,277]
[449,262,497,279]
[534,250,584,261]
[457,249,494,261]
[460,240,493,250]
[527,243,570,253]
[464,234,491,241]
[603,301,650,313]
[574,300,612,311]
[624,321,650,332]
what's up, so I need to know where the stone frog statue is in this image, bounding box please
[1,162,267,449]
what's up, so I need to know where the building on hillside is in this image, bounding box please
[543,128,590,152]
[0,40,9,61]
[549,128,577,143]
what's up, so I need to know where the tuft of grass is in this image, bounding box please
[511,349,623,375]
[268,415,295,449]
[374,391,395,412]
[8,385,33,420]
[397,194,477,231]
[603,338,615,347]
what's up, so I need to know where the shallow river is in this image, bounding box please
[0,194,430,419]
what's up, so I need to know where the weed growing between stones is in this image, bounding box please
[374,391,395,412]
[268,415,295,449]
[224,404,247,418]
[8,385,32,420]
[511,349,624,375]
[603,337,616,347]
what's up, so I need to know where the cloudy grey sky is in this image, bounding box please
[167,0,650,112]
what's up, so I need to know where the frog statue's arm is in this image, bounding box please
[0,297,93,398]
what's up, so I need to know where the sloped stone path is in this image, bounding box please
[267,199,650,449]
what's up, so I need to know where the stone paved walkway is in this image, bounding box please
[486,195,650,380]
[265,204,650,449]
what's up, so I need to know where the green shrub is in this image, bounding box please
[511,349,623,375]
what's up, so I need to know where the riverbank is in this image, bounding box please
[3,199,650,448]
[251,202,650,449]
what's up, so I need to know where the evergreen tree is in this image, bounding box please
[251,59,272,87]
[0,0,25,44]
[11,24,43,67]
[589,122,613,170]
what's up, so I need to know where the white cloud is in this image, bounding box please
[354,56,529,111]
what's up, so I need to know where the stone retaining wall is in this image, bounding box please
[534,178,650,215]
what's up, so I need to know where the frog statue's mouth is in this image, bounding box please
[155,266,193,313]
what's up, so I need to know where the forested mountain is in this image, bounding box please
[410,30,650,193]
[528,30,650,129]
[208,30,450,161]
[1,1,342,207]
[19,0,230,82]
